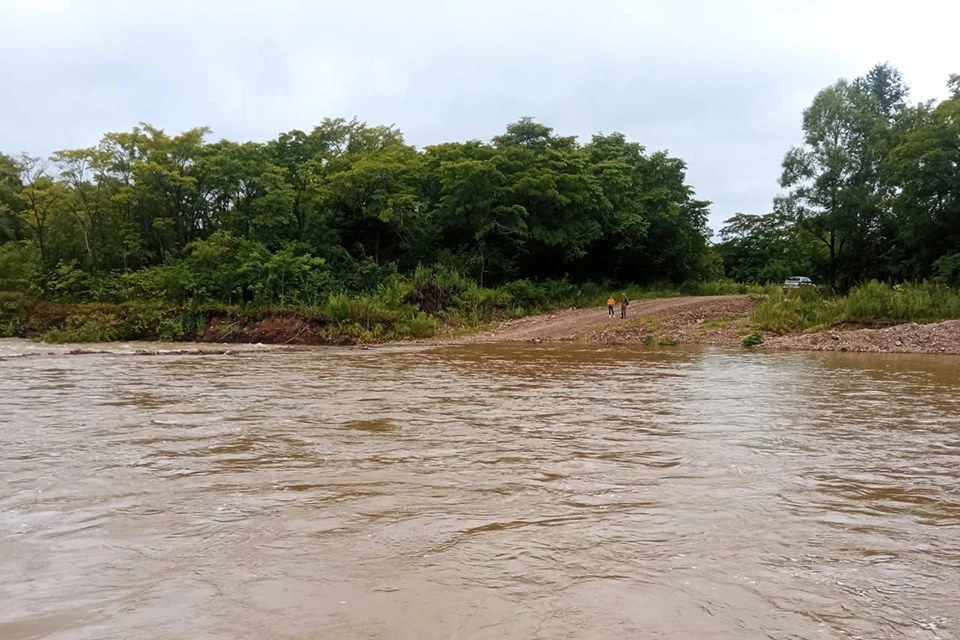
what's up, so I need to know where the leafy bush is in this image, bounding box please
[0,242,42,293]
[42,311,123,343]
[120,264,196,301]
[396,312,438,339]
[844,281,960,324]
[454,285,512,315]
[501,279,548,311]
[320,294,351,322]
[934,253,960,287]
[0,291,21,337]
[46,262,96,301]
[742,331,764,347]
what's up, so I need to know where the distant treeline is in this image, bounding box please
[1,63,957,306]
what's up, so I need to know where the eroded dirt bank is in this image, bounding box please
[468,295,960,355]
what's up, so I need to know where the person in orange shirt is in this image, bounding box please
[607,295,616,318]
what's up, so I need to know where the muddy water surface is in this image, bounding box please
[1,339,959,639]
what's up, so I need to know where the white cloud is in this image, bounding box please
[2,0,957,231]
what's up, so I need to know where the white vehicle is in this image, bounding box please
[783,276,813,288]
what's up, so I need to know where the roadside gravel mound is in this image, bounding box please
[765,320,960,355]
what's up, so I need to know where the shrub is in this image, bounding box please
[0,242,42,293]
[742,331,764,347]
[42,311,123,343]
[396,312,438,339]
[454,285,512,315]
[406,281,454,313]
[121,264,196,302]
[321,294,351,322]
[843,281,960,325]
[157,317,185,341]
[934,253,960,287]
[501,279,547,311]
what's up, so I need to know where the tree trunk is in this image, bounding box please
[37,230,47,267]
[479,243,485,288]
[829,230,837,289]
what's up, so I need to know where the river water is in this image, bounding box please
[1,339,958,639]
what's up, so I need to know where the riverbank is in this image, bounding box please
[3,292,958,355]
[0,297,438,346]
[0,282,763,347]
[467,295,960,355]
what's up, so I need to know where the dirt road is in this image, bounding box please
[471,295,754,344]
[467,294,960,354]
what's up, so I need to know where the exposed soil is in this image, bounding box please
[764,320,960,355]
[468,295,960,355]
[200,312,353,346]
[8,295,956,355]
[469,295,756,346]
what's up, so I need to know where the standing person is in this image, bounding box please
[620,293,629,319]
[607,295,616,318]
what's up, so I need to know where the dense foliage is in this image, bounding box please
[2,62,957,335]
[718,65,960,290]
[0,119,714,304]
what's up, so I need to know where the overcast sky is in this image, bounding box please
[2,0,957,232]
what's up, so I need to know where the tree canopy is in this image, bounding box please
[718,64,960,289]
[0,118,715,302]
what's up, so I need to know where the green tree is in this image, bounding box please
[434,154,527,285]
[779,64,908,288]
[718,211,824,283]
[51,147,114,269]
[203,141,295,246]
[311,143,424,264]
[132,125,212,258]
[887,90,960,281]
[16,156,70,267]
[0,153,23,243]
[0,117,718,301]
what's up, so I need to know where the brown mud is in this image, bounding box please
[200,311,354,345]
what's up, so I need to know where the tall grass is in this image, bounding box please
[752,281,960,334]
[843,281,960,324]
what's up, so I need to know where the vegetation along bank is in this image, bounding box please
[1,64,957,352]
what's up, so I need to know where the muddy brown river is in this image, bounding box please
[1,339,958,639]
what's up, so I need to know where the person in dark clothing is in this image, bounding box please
[620,294,629,319]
